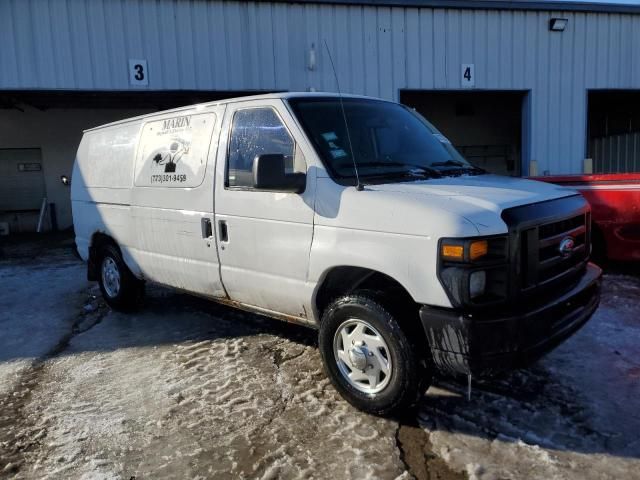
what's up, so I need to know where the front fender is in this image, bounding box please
[308,225,453,311]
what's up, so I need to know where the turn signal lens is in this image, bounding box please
[442,244,464,259]
[469,240,488,260]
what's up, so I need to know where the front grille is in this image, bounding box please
[538,215,585,239]
[500,195,592,306]
[521,212,590,290]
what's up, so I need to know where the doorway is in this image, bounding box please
[400,90,527,176]
[587,90,640,173]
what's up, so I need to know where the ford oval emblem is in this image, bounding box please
[559,237,575,257]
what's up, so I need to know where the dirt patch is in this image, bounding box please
[397,421,467,480]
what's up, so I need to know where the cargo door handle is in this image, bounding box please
[219,220,229,242]
[201,218,213,238]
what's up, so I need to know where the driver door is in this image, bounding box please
[214,99,315,319]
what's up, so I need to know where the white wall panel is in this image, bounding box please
[1,0,639,173]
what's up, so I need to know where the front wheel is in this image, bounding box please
[98,244,144,312]
[318,293,430,416]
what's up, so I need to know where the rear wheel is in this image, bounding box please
[319,292,430,416]
[98,244,144,311]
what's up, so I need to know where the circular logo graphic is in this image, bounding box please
[559,237,575,257]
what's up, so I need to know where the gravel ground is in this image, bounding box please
[0,236,639,479]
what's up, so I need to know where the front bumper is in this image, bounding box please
[420,262,602,376]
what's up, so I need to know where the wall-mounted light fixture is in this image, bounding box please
[60,175,70,186]
[549,18,568,32]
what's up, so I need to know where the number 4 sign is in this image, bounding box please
[461,64,475,88]
[129,59,149,86]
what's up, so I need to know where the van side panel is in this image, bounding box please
[129,107,226,297]
[71,122,140,271]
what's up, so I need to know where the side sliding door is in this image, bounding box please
[129,105,226,298]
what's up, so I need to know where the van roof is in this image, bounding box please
[83,91,383,132]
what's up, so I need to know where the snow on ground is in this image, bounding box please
[0,243,88,398]
[19,292,406,480]
[419,274,640,480]
[0,244,405,479]
[1,238,639,479]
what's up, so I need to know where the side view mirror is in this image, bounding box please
[252,154,306,193]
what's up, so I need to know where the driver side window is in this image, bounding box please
[227,107,296,188]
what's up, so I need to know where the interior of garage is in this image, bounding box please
[587,90,640,174]
[0,91,261,234]
[400,90,526,177]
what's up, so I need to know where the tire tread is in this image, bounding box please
[319,291,430,416]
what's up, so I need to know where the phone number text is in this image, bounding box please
[151,174,187,184]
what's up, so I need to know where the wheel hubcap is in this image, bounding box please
[101,257,121,298]
[333,319,392,394]
[348,342,368,370]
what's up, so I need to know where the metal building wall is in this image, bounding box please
[591,132,640,173]
[1,0,640,174]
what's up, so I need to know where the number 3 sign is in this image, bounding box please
[129,59,149,86]
[461,64,475,88]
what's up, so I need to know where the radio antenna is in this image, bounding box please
[324,40,363,191]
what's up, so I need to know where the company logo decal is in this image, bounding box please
[147,115,193,184]
[152,139,190,173]
[558,237,575,257]
[162,116,191,131]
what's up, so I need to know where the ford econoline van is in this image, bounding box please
[72,93,601,414]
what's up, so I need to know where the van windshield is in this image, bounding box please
[287,96,483,184]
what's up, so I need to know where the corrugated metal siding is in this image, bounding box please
[1,0,640,174]
[592,132,640,173]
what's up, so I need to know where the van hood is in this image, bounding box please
[315,174,580,238]
[368,174,574,209]
[366,174,578,233]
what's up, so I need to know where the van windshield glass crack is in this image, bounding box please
[288,97,482,184]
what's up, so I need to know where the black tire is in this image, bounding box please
[97,243,144,312]
[318,292,431,416]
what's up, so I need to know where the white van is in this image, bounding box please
[72,93,601,415]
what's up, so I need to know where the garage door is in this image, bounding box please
[400,90,526,176]
[0,148,45,211]
[588,90,640,173]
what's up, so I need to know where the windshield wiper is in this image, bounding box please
[430,160,466,167]
[335,161,444,186]
[351,161,443,178]
[429,160,486,176]
[402,163,444,178]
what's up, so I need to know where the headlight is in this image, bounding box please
[469,270,486,298]
[469,240,488,260]
[442,239,489,261]
[438,236,508,308]
[440,238,498,262]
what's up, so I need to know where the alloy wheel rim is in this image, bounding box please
[333,319,392,394]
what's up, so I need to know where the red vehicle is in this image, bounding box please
[532,173,640,261]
